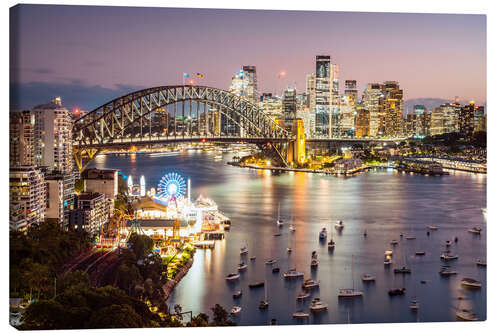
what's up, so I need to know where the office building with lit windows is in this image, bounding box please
[10,110,35,167]
[229,66,258,103]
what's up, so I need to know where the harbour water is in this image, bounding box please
[91,150,487,325]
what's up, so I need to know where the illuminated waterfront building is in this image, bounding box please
[10,110,35,167]
[9,166,46,230]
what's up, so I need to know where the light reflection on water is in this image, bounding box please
[90,152,486,325]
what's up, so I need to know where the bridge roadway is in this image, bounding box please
[73,135,406,149]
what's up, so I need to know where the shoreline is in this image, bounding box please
[163,257,194,301]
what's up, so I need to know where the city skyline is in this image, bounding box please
[10,5,486,111]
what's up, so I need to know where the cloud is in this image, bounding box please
[10,81,146,111]
[10,67,54,74]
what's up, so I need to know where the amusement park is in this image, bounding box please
[96,171,230,257]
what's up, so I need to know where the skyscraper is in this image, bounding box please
[314,55,334,137]
[283,88,297,131]
[382,81,404,137]
[344,80,358,101]
[362,83,384,137]
[33,97,73,173]
[229,66,258,103]
[459,102,476,139]
[430,106,445,136]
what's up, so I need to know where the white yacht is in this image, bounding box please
[461,278,482,289]
[230,306,242,315]
[440,253,459,261]
[335,220,344,230]
[468,227,482,234]
[265,259,277,265]
[240,246,248,255]
[361,274,376,282]
[289,224,296,232]
[225,273,240,281]
[292,312,310,319]
[302,278,320,290]
[409,298,419,311]
[237,262,248,271]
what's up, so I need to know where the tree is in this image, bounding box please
[86,304,144,328]
[21,299,66,330]
[128,233,154,260]
[210,304,235,326]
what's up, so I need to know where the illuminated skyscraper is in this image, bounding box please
[459,102,476,139]
[430,107,445,136]
[314,55,334,137]
[382,81,404,137]
[283,88,297,131]
[362,83,384,137]
[229,66,258,103]
[344,80,358,101]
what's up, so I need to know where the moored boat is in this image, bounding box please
[226,273,240,281]
[415,251,426,256]
[309,298,328,312]
[237,262,248,271]
[272,267,280,273]
[283,268,304,279]
[328,239,335,250]
[476,259,486,267]
[461,278,482,289]
[265,259,277,265]
[388,288,406,296]
[302,278,320,289]
[428,225,438,230]
[232,290,242,298]
[409,298,419,311]
[258,300,269,310]
[390,240,399,246]
[292,311,310,319]
[230,306,242,315]
[362,273,376,282]
[249,281,265,288]
[439,266,457,276]
[468,227,482,234]
[394,266,411,274]
[456,309,478,321]
[240,246,248,255]
[440,253,458,261]
[319,227,327,240]
[296,292,310,300]
[338,288,363,297]
[334,220,344,230]
[310,258,319,268]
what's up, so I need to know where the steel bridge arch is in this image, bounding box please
[72,85,290,171]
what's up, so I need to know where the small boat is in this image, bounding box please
[250,256,256,261]
[428,225,438,230]
[287,247,292,253]
[334,220,344,230]
[384,257,392,265]
[390,240,399,246]
[461,278,482,289]
[240,246,248,255]
[270,318,277,325]
[426,231,430,236]
[226,273,240,281]
[409,298,419,311]
[276,203,284,227]
[328,239,335,250]
[394,267,411,274]
[400,232,404,238]
[296,292,310,300]
[237,262,248,271]
[311,251,318,259]
[454,236,458,243]
[361,274,376,282]
[230,306,242,315]
[476,259,486,267]
[283,268,304,279]
[272,267,280,273]
[338,288,363,297]
[440,253,459,261]
[319,227,327,240]
[405,235,416,240]
[232,290,242,298]
[385,250,393,256]
[277,220,284,227]
[249,281,265,288]
[309,298,328,312]
[310,258,319,268]
[420,280,427,284]
[302,279,320,289]
[259,300,269,310]
[292,312,310,319]
[439,266,457,276]
[388,288,406,296]
[456,309,478,321]
[265,259,277,265]
[363,229,367,237]
[289,225,296,232]
[468,227,482,234]
[415,251,426,256]
[273,233,282,237]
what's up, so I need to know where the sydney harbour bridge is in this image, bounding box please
[72,85,403,172]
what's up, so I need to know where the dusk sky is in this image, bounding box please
[10,4,486,111]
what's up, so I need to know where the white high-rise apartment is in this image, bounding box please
[229,66,258,104]
[9,166,47,230]
[33,97,73,174]
[363,83,384,137]
[10,110,35,167]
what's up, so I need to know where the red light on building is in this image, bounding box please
[201,138,206,143]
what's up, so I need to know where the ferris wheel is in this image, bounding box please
[157,172,187,200]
